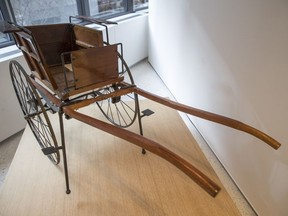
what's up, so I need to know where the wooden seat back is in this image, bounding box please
[71,44,119,89]
[73,25,103,49]
[26,24,73,67]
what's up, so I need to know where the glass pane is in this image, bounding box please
[88,0,125,17]
[10,0,78,25]
[133,0,148,10]
[0,32,10,43]
[0,9,11,44]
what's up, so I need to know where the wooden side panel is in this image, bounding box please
[71,45,118,89]
[73,25,103,48]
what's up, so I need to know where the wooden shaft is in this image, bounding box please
[67,87,135,110]
[63,106,221,197]
[135,88,281,150]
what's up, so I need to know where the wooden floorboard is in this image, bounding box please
[0,99,241,216]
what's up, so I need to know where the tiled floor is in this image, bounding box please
[0,59,256,215]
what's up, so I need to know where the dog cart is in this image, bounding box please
[0,16,281,197]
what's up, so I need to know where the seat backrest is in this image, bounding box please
[73,25,103,49]
[71,44,119,89]
[26,23,74,67]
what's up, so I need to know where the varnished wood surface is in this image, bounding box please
[0,100,241,216]
[72,45,118,89]
[135,88,281,150]
[73,25,103,48]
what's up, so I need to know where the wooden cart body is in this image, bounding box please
[11,22,123,100]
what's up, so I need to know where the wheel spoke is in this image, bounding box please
[94,53,138,128]
[10,60,59,164]
[96,87,137,128]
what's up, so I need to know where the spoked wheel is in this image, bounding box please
[96,53,140,128]
[96,85,139,128]
[9,60,60,164]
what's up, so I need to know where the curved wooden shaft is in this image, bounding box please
[63,106,221,197]
[31,78,220,196]
[135,88,281,150]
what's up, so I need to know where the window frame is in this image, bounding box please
[0,0,15,47]
[0,0,148,48]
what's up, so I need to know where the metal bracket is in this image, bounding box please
[42,146,62,155]
[140,109,154,118]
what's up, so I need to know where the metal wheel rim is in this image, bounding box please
[9,60,60,164]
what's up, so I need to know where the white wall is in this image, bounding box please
[0,55,27,141]
[111,13,149,67]
[149,1,288,215]
[0,13,148,142]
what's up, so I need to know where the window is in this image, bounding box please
[133,0,148,10]
[0,2,14,47]
[0,0,148,48]
[0,11,10,43]
[10,0,78,25]
[89,0,126,18]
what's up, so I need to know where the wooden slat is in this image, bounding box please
[75,40,95,48]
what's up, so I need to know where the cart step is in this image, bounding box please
[42,146,58,155]
[141,109,154,117]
